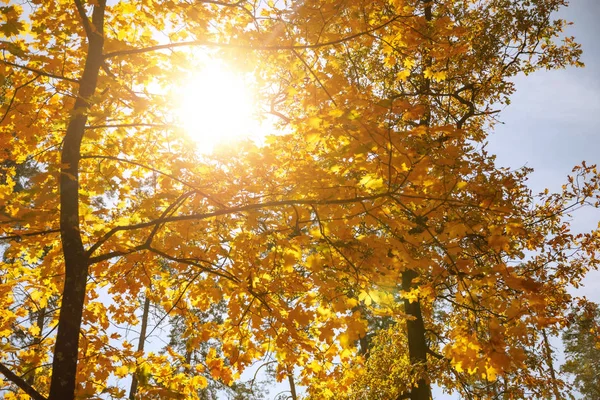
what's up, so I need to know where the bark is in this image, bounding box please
[542,329,563,400]
[419,0,433,127]
[24,306,47,385]
[48,2,105,400]
[288,372,298,400]
[402,2,434,398]
[401,2,434,398]
[402,269,431,400]
[129,295,151,400]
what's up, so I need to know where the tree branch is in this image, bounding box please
[0,229,60,242]
[427,347,444,360]
[84,123,171,130]
[0,74,40,125]
[85,192,390,259]
[73,0,94,40]
[198,0,245,6]
[0,60,79,83]
[80,154,226,206]
[0,363,47,400]
[291,48,337,106]
[85,188,499,261]
[81,154,194,190]
[103,14,408,58]
[87,243,149,264]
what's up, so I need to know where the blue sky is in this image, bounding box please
[431,1,600,398]
[270,2,600,398]
[488,0,600,302]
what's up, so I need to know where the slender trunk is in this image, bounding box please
[402,3,434,398]
[48,2,105,400]
[420,0,433,127]
[359,334,370,359]
[402,269,431,400]
[129,295,151,400]
[541,329,563,400]
[34,307,46,345]
[24,307,46,385]
[288,371,298,400]
[185,349,192,366]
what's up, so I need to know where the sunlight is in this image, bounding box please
[173,60,263,153]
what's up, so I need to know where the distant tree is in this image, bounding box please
[561,300,600,400]
[163,300,272,400]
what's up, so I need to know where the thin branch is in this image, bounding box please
[198,0,244,6]
[426,347,444,360]
[80,154,225,206]
[85,189,500,260]
[0,363,47,400]
[103,14,408,58]
[85,192,389,258]
[291,48,337,106]
[0,74,40,125]
[250,360,277,393]
[80,155,188,189]
[100,61,142,101]
[0,229,60,242]
[144,191,193,246]
[268,105,291,124]
[0,60,79,83]
[87,243,149,264]
[73,0,94,39]
[288,372,298,400]
[142,268,204,343]
[84,123,172,130]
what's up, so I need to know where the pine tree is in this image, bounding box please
[561,301,600,400]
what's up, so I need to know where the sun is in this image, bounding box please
[173,60,263,152]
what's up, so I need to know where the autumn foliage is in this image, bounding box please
[1,0,599,399]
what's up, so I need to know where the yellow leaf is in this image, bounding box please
[433,70,447,81]
[403,58,416,69]
[115,365,131,377]
[488,235,510,252]
[308,117,322,128]
[307,360,323,373]
[396,69,410,81]
[348,110,361,120]
[358,290,372,306]
[403,288,419,303]
[191,375,208,388]
[338,332,352,349]
[456,181,468,190]
[328,109,344,118]
[360,175,385,190]
[28,325,40,336]
[30,290,43,302]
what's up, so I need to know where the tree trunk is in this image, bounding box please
[129,295,151,400]
[48,2,105,400]
[403,2,434,397]
[24,306,46,385]
[402,269,431,400]
[288,371,298,400]
[542,329,563,400]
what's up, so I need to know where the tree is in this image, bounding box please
[161,288,272,400]
[561,300,600,399]
[0,1,598,400]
